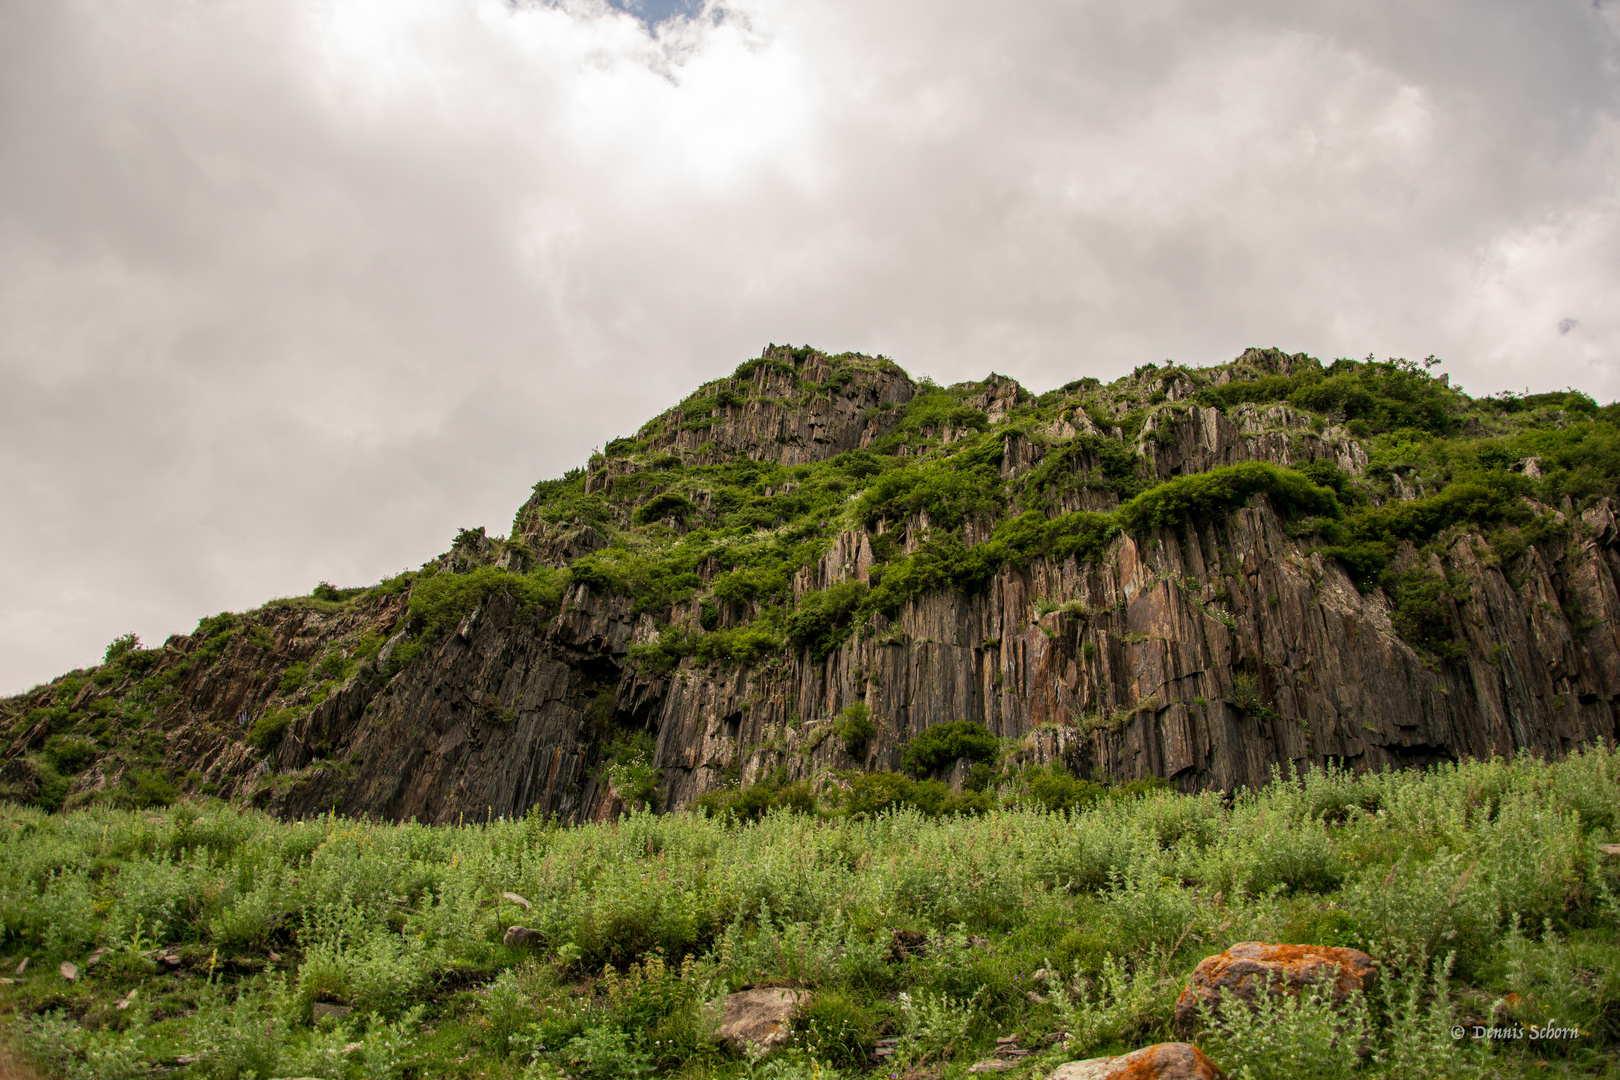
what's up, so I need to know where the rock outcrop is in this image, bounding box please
[4,345,1617,822]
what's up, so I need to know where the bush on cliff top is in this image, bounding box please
[407,565,570,641]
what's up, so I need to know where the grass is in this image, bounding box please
[1,745,1618,1078]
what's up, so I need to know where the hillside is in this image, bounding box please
[4,345,1618,822]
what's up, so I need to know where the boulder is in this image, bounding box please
[1050,1043,1225,1080]
[1174,942,1376,1038]
[713,988,810,1053]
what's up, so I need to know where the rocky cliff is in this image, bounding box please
[5,346,1618,822]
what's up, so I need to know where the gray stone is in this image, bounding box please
[713,988,810,1053]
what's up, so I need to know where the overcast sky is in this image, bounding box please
[2,0,1618,694]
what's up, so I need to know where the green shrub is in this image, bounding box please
[44,735,96,774]
[26,759,70,812]
[1021,767,1105,812]
[796,989,878,1067]
[787,580,868,662]
[697,777,815,821]
[278,662,309,694]
[407,565,569,641]
[311,581,363,603]
[634,491,696,526]
[1116,461,1341,534]
[103,632,141,663]
[901,720,998,776]
[247,706,299,752]
[835,702,875,758]
[126,769,178,808]
[605,731,663,813]
[841,771,988,817]
[1389,568,1470,660]
[383,639,423,678]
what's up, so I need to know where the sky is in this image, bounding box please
[2,0,1618,694]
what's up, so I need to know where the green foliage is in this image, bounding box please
[835,702,874,758]
[628,616,787,676]
[900,720,998,776]
[382,640,423,678]
[103,633,141,664]
[605,731,663,813]
[697,768,815,821]
[1042,953,1169,1057]
[1019,766,1107,813]
[840,771,990,817]
[312,581,364,603]
[634,491,696,526]
[883,386,992,445]
[247,706,300,752]
[857,435,1005,531]
[788,581,868,662]
[24,759,70,812]
[1229,673,1278,719]
[1195,970,1373,1080]
[2,746,1619,1077]
[1389,569,1471,660]
[44,735,96,774]
[1116,461,1341,534]
[1022,434,1147,508]
[125,769,178,807]
[795,989,877,1068]
[278,661,309,694]
[407,565,570,641]
[1196,353,1462,436]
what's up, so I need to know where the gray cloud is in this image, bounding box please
[2,0,1618,691]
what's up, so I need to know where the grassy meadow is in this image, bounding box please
[1,747,1618,1080]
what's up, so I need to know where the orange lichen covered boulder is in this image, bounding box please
[1049,1042,1226,1080]
[1174,942,1376,1038]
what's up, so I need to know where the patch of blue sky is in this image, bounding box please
[605,0,703,28]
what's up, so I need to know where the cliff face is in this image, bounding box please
[6,346,1618,821]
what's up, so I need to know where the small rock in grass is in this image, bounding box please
[969,1061,1019,1074]
[14,958,27,975]
[890,928,928,960]
[503,926,543,948]
[85,948,107,968]
[713,988,811,1053]
[502,891,533,910]
[116,990,138,1011]
[1049,1042,1225,1079]
[1598,843,1620,857]
[59,962,77,982]
[313,1003,354,1021]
